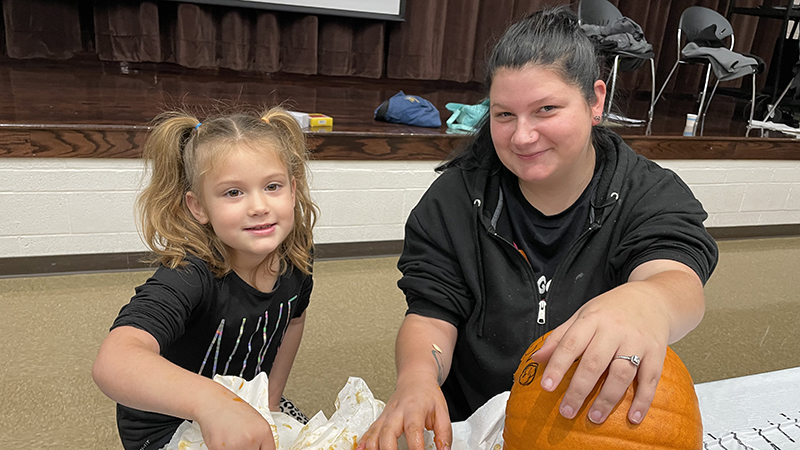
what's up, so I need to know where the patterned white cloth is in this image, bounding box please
[702,418,800,450]
[696,366,800,450]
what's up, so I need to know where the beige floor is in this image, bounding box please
[1,237,799,449]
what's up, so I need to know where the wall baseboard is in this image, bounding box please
[707,224,800,240]
[0,240,405,278]
[1,225,798,278]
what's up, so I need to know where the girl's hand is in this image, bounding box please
[531,262,704,426]
[195,395,277,450]
[356,373,452,450]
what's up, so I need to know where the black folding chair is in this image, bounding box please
[578,0,656,134]
[654,6,758,136]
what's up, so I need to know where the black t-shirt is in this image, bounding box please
[500,153,604,298]
[111,256,312,450]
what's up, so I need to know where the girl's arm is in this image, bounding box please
[267,311,306,411]
[93,326,277,450]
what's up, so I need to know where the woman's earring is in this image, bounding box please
[594,115,602,123]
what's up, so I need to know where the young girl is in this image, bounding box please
[93,106,318,450]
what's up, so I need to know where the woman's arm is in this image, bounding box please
[628,259,705,343]
[267,311,306,411]
[357,313,458,450]
[92,326,277,450]
[532,260,705,425]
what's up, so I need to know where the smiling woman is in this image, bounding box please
[357,7,718,450]
[489,66,603,216]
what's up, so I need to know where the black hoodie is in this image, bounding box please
[397,129,718,421]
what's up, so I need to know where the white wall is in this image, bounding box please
[1,158,799,258]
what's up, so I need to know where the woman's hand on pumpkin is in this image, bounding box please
[530,282,671,425]
[356,372,451,450]
[530,261,705,426]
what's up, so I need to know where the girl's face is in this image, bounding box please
[489,65,605,192]
[185,145,296,271]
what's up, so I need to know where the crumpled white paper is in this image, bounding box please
[395,390,507,450]
[161,373,508,450]
[161,372,298,450]
[450,391,507,450]
[289,376,385,449]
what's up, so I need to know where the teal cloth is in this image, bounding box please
[445,99,489,133]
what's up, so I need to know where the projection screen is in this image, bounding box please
[168,0,406,20]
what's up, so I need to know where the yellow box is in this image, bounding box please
[309,126,333,133]
[309,113,333,127]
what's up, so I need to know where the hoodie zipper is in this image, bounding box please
[487,219,601,328]
[537,300,547,324]
[542,220,601,324]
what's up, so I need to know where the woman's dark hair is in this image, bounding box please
[438,6,602,172]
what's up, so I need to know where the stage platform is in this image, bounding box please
[1,58,799,161]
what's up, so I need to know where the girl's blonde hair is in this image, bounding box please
[137,106,318,277]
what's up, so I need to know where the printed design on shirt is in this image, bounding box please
[199,319,225,376]
[537,275,551,296]
[240,315,262,377]
[198,295,298,377]
[255,303,283,375]
[279,296,296,345]
[224,318,247,376]
[512,242,530,264]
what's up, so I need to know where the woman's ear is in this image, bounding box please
[591,80,607,120]
[185,191,209,224]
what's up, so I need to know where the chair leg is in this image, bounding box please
[696,64,714,136]
[653,61,680,113]
[763,78,793,122]
[746,71,756,137]
[646,57,656,136]
[700,79,719,137]
[606,55,620,120]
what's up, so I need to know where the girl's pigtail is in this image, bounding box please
[137,113,209,269]
[262,108,318,275]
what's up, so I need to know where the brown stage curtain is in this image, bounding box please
[318,17,384,78]
[1,0,82,59]
[94,1,161,63]
[0,0,785,94]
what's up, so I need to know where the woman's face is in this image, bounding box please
[489,65,605,190]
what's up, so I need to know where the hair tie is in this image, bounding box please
[262,117,270,124]
[195,122,202,130]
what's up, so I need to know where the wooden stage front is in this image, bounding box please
[1,58,799,161]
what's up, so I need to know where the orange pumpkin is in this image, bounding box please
[503,332,702,449]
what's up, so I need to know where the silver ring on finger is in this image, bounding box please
[614,354,641,368]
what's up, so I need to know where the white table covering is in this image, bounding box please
[695,366,800,449]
